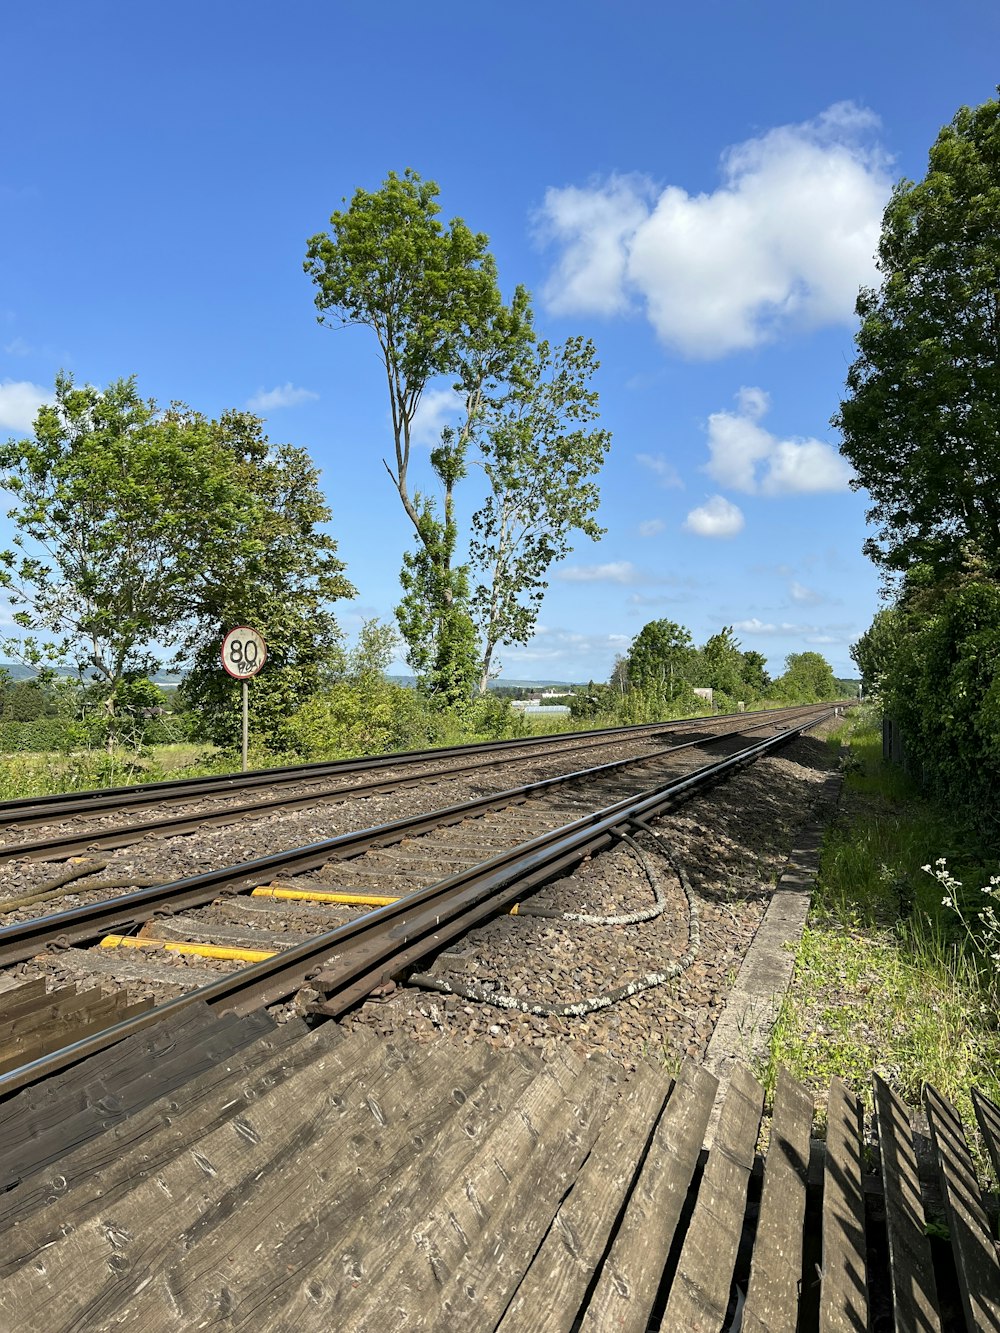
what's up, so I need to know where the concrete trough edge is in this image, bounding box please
[701,768,844,1148]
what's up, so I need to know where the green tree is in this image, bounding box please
[470,336,610,692]
[850,607,901,694]
[835,93,1000,581]
[698,626,746,699]
[0,375,354,752]
[173,412,355,751]
[882,578,1000,817]
[305,168,532,696]
[740,650,771,697]
[394,428,480,706]
[626,620,695,696]
[0,374,234,734]
[0,676,49,722]
[774,651,838,702]
[286,619,440,759]
[305,171,610,703]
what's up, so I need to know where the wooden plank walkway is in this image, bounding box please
[0,998,998,1330]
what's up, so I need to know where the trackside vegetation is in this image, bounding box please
[775,91,1000,1168]
[767,708,999,1179]
[843,91,1000,830]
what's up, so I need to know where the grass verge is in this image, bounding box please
[766,705,1000,1183]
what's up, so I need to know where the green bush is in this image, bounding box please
[885,580,1000,823]
[0,717,81,753]
[286,675,445,760]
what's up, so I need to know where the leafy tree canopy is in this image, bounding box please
[774,651,838,702]
[626,620,695,694]
[850,607,901,694]
[697,626,746,698]
[306,170,610,702]
[1,374,355,749]
[470,335,610,691]
[305,168,532,538]
[835,92,1000,581]
[740,650,771,697]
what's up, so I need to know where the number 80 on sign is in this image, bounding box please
[221,626,267,679]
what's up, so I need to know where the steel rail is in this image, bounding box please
[0,707,833,1097]
[0,701,837,829]
[0,708,823,961]
[0,705,825,866]
[0,715,712,823]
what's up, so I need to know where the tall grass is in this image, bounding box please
[767,707,1000,1180]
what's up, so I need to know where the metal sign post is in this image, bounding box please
[242,679,249,771]
[220,626,267,771]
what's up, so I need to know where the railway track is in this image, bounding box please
[0,704,804,831]
[0,703,830,865]
[0,703,837,1093]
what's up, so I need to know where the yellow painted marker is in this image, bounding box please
[252,887,400,907]
[252,886,521,914]
[100,934,276,964]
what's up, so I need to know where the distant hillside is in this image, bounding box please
[0,663,184,685]
[387,675,582,691]
[0,662,42,681]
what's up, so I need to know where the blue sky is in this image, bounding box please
[2,1,997,683]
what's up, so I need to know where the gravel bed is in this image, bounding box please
[0,714,837,1047]
[338,726,841,1073]
[0,722,765,913]
[0,726,687,857]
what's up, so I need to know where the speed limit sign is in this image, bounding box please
[221,626,267,679]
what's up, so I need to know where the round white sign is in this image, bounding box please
[221,626,267,679]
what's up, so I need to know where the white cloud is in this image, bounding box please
[558,561,700,587]
[500,626,632,672]
[539,176,651,317]
[638,518,665,537]
[683,495,744,538]
[3,337,31,356]
[635,453,683,488]
[730,618,848,639]
[559,561,642,585]
[247,383,319,411]
[539,103,890,357]
[704,387,853,495]
[626,591,697,608]
[411,386,463,445]
[790,581,823,605]
[734,618,806,635]
[0,379,50,432]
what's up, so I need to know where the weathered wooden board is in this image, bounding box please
[1,991,154,1064]
[660,1063,765,1333]
[0,990,125,1061]
[0,1030,390,1332]
[343,1058,616,1331]
[579,1059,720,1333]
[0,1009,274,1189]
[819,1077,867,1333]
[924,1082,1000,1331]
[0,994,144,1075]
[497,1060,671,1333]
[0,1019,322,1246]
[743,1066,814,1333]
[873,1073,941,1332]
[0,978,48,1019]
[0,984,79,1038]
[211,1048,564,1331]
[971,1085,1000,1186]
[0,1003,214,1129]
